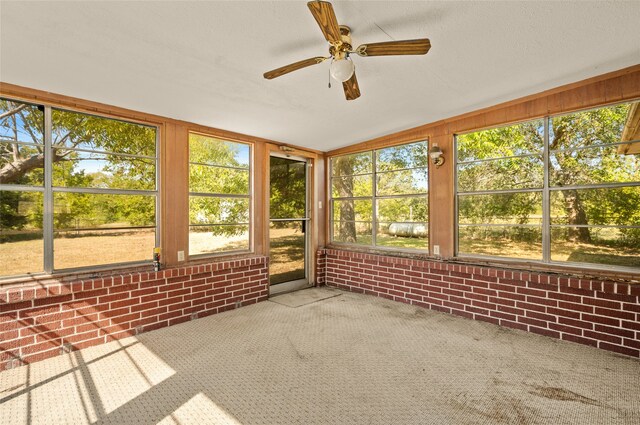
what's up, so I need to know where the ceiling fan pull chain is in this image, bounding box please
[328,68,332,88]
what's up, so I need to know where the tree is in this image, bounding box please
[457,102,640,248]
[549,104,636,243]
[331,151,373,243]
[269,156,306,224]
[188,135,250,237]
[1,100,157,234]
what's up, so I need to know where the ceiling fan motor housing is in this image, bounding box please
[330,25,352,60]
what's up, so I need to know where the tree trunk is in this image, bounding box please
[562,189,591,243]
[0,153,45,184]
[333,157,357,242]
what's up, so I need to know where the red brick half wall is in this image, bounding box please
[318,249,640,358]
[0,257,269,370]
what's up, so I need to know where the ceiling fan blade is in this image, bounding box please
[342,72,361,101]
[355,39,431,57]
[264,57,327,80]
[307,1,342,45]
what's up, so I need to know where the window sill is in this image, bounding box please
[0,261,155,287]
[451,254,640,284]
[326,243,431,260]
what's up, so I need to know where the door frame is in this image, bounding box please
[268,151,314,295]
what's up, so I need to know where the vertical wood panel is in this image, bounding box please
[253,142,266,256]
[163,124,189,266]
[429,135,455,258]
[310,155,326,284]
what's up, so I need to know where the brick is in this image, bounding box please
[517,287,547,297]
[623,338,640,350]
[584,330,622,344]
[556,301,592,314]
[529,326,560,339]
[490,311,516,322]
[599,342,639,358]
[583,297,621,310]
[526,296,557,307]
[1,336,35,350]
[475,315,499,325]
[73,336,106,350]
[582,313,620,327]
[488,296,515,307]
[622,320,640,331]
[98,292,129,304]
[21,348,59,365]
[594,324,635,339]
[498,291,526,302]
[497,305,524,316]
[450,309,474,320]
[465,305,489,315]
[500,320,528,332]
[597,291,637,304]
[465,292,488,302]
[131,301,159,313]
[622,303,640,313]
[549,292,582,303]
[558,317,593,330]
[594,307,635,321]
[515,301,546,313]
[430,305,451,314]
[466,279,492,289]
[549,323,582,336]
[526,310,557,323]
[561,333,598,348]
[21,340,60,355]
[518,316,547,329]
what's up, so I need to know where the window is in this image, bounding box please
[456,100,640,269]
[330,141,428,251]
[188,133,251,256]
[457,120,545,260]
[0,99,45,276]
[0,98,158,277]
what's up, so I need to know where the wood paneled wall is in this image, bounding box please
[326,64,640,259]
[0,82,323,276]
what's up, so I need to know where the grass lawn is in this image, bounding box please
[0,230,156,275]
[269,227,305,285]
[3,229,637,278]
[459,238,640,268]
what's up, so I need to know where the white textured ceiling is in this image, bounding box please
[1,1,639,151]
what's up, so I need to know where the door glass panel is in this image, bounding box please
[269,156,307,286]
[269,221,306,285]
[269,156,306,219]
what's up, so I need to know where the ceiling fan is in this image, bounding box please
[263,1,431,101]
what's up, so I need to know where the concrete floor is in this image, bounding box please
[1,287,639,425]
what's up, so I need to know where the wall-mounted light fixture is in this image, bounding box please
[429,143,445,168]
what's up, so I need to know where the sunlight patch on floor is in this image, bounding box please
[158,392,242,425]
[85,338,176,414]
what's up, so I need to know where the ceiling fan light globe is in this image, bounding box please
[330,58,355,82]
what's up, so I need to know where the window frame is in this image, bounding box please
[329,140,430,254]
[0,97,161,279]
[187,131,253,259]
[454,99,640,272]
